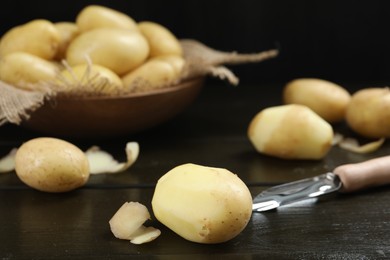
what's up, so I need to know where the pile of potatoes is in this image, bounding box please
[0,5,184,94]
[248,78,390,160]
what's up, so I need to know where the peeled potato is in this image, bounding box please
[122,58,178,92]
[0,19,61,60]
[14,137,90,193]
[346,88,390,138]
[66,28,149,76]
[54,22,80,60]
[59,64,123,94]
[0,52,59,90]
[138,21,182,57]
[76,5,138,33]
[283,78,351,123]
[248,104,334,160]
[152,163,252,244]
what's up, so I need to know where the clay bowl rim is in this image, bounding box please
[53,77,204,101]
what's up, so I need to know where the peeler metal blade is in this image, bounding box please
[252,172,342,212]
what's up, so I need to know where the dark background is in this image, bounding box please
[1,0,390,87]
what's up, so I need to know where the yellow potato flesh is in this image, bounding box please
[59,64,123,94]
[66,28,149,76]
[0,52,59,90]
[138,21,182,57]
[283,78,351,123]
[152,163,252,244]
[248,104,333,160]
[15,137,90,193]
[76,5,138,33]
[0,19,61,60]
[346,88,390,138]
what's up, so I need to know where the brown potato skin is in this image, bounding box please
[15,137,90,193]
[0,19,61,60]
[66,28,149,76]
[283,78,351,123]
[346,88,390,138]
[0,52,59,90]
[54,22,80,60]
[138,21,182,57]
[76,5,138,33]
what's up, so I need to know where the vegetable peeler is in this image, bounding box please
[253,155,390,212]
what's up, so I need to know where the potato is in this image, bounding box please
[138,21,182,57]
[248,104,333,160]
[152,163,252,244]
[76,5,138,33]
[346,88,390,138]
[152,55,185,77]
[54,22,80,60]
[15,137,89,193]
[283,78,351,123]
[122,58,178,92]
[0,19,61,60]
[59,64,123,94]
[0,52,59,90]
[66,28,149,76]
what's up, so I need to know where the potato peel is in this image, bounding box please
[129,226,162,245]
[332,132,344,146]
[109,201,161,244]
[0,148,17,173]
[85,142,139,174]
[337,135,385,154]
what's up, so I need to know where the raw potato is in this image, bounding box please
[248,104,333,160]
[0,19,61,60]
[346,88,390,138]
[66,28,149,76]
[0,52,59,90]
[283,78,351,123]
[76,5,138,33]
[15,137,90,193]
[109,201,161,244]
[152,55,185,77]
[138,21,182,57]
[152,163,252,244]
[122,58,179,92]
[54,22,80,60]
[59,64,123,94]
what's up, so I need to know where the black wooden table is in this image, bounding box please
[0,80,389,259]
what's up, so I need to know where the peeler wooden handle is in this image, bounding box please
[334,155,390,193]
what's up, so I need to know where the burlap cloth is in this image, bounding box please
[0,39,278,126]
